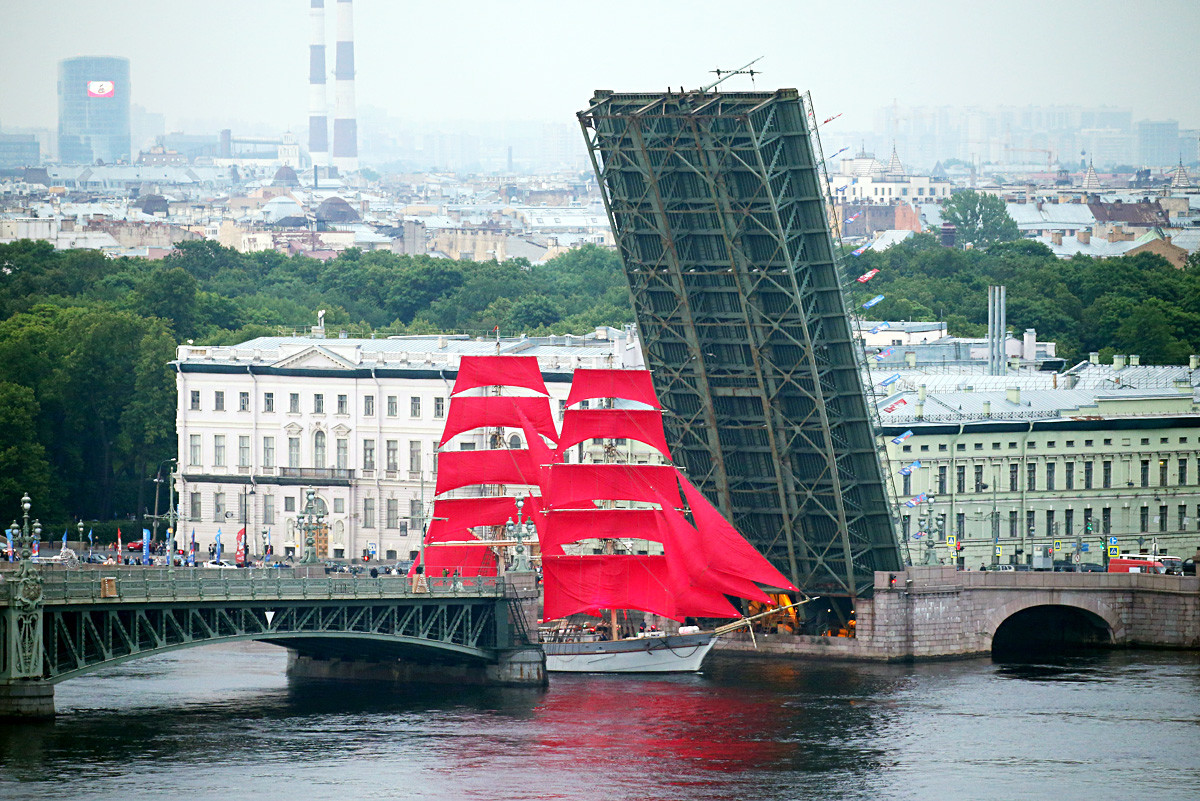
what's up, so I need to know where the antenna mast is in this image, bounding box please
[702,56,763,93]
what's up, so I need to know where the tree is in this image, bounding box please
[940,190,1020,248]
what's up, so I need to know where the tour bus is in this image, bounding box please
[1107,553,1182,574]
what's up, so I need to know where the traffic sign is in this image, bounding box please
[1073,553,1082,563]
[947,534,957,547]
[1108,537,1118,546]
[1107,545,1119,557]
[368,541,377,556]
[995,546,1002,557]
[1081,543,1090,552]
[1053,540,1061,552]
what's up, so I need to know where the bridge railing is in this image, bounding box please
[2,567,504,605]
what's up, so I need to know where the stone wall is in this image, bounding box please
[717,566,1200,662]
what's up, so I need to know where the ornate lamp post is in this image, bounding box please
[297,489,323,565]
[504,496,536,574]
[920,494,941,566]
[8,493,45,608]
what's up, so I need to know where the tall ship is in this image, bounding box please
[417,356,798,673]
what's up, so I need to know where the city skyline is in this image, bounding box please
[2,0,1199,141]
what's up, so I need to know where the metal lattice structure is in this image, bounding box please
[580,88,902,600]
[4,570,522,684]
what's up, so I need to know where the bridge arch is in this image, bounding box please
[41,597,505,684]
[984,594,1121,656]
[46,630,494,684]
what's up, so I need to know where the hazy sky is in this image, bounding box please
[3,0,1199,134]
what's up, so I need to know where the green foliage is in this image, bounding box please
[941,189,1020,248]
[852,236,1200,367]
[0,239,634,522]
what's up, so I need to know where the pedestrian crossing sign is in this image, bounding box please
[994,546,1002,557]
[1053,540,1061,552]
[947,534,957,547]
[1107,545,1119,557]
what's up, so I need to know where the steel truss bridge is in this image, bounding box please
[2,566,539,717]
[580,88,902,603]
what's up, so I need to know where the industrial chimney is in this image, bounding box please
[308,0,329,169]
[332,0,358,173]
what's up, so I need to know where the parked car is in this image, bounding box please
[202,560,237,570]
[1184,557,1196,576]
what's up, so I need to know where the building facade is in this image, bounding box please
[878,380,1200,567]
[58,56,132,165]
[172,329,640,562]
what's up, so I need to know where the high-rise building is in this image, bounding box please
[58,56,131,165]
[1136,119,1180,168]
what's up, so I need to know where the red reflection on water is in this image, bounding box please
[531,675,790,774]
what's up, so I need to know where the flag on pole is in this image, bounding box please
[5,529,12,562]
[862,294,885,309]
[899,459,923,476]
[32,539,39,557]
[879,373,901,387]
[215,528,222,562]
[875,347,895,361]
[88,528,94,546]
[891,429,915,444]
[142,528,151,566]
[851,244,870,256]
[236,527,246,567]
[870,322,891,334]
[189,528,196,566]
[845,212,862,224]
[62,530,68,551]
[117,528,122,556]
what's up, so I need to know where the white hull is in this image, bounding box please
[544,632,717,673]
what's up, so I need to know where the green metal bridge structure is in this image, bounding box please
[1,564,544,719]
[580,87,904,611]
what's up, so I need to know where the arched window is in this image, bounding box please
[508,434,523,449]
[313,430,326,467]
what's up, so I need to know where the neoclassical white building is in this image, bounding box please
[172,326,642,562]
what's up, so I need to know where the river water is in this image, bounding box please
[1,643,1198,801]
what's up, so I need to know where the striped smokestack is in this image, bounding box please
[308,0,329,168]
[332,0,358,173]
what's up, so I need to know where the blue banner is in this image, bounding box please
[215,528,222,563]
[142,528,151,566]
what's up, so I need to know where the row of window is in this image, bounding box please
[902,503,1200,541]
[188,433,439,472]
[902,435,1191,453]
[902,457,1192,495]
[189,390,446,419]
[188,492,423,530]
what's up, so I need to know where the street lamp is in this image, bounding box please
[919,494,941,566]
[8,493,43,560]
[297,488,323,565]
[77,519,85,558]
[150,458,176,557]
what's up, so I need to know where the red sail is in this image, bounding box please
[416,515,499,578]
[566,368,661,409]
[452,355,548,396]
[680,476,798,591]
[656,502,772,604]
[541,554,677,620]
[422,533,499,578]
[434,449,540,495]
[556,409,672,459]
[546,463,682,509]
[430,495,543,532]
[542,508,666,550]
[439,396,558,446]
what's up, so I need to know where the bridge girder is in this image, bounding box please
[42,597,503,683]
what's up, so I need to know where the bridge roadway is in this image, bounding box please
[717,566,1200,660]
[0,565,544,719]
